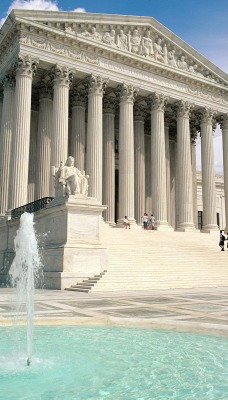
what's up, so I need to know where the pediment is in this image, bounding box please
[2,10,228,86]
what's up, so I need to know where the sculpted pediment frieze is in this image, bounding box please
[33,20,227,87]
[1,11,228,88]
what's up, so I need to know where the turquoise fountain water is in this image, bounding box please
[9,212,42,366]
[1,213,228,399]
[0,326,227,399]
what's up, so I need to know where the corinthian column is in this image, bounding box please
[0,72,15,215]
[50,65,72,169]
[221,114,228,232]
[117,83,138,225]
[134,103,146,224]
[200,108,218,232]
[71,87,86,171]
[9,56,38,209]
[86,75,108,201]
[103,96,116,224]
[35,81,53,199]
[0,89,3,128]
[148,93,170,229]
[145,134,152,214]
[169,131,176,229]
[176,101,195,231]
[27,100,39,203]
[190,126,198,228]
[165,114,171,226]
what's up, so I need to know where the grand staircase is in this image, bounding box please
[89,226,228,292]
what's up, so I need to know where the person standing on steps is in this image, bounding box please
[219,230,226,251]
[124,216,130,229]
[142,213,148,230]
[150,214,156,230]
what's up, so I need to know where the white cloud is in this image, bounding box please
[0,1,86,27]
[0,0,59,27]
[73,8,86,13]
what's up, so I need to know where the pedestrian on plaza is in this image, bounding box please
[123,216,130,229]
[219,230,226,251]
[142,213,148,230]
[150,214,156,230]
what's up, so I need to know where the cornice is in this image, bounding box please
[14,30,228,95]
[5,10,228,80]
[1,18,228,114]
[0,37,227,112]
[0,13,227,90]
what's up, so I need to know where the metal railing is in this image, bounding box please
[11,197,54,220]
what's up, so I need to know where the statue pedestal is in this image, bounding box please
[41,195,108,289]
[0,195,108,290]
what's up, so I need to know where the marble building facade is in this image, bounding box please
[0,10,228,232]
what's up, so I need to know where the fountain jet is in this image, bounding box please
[9,212,42,366]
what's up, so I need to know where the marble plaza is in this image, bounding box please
[0,287,228,337]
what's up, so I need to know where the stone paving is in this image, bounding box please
[0,287,228,336]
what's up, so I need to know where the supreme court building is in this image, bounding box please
[0,9,228,232]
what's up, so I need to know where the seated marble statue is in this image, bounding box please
[55,156,89,197]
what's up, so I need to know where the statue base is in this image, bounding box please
[0,195,108,290]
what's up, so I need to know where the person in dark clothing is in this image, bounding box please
[219,230,226,251]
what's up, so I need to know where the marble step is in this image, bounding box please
[65,287,89,293]
[91,228,227,292]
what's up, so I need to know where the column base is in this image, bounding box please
[0,214,5,222]
[176,223,196,232]
[116,217,138,228]
[201,224,219,234]
[155,221,173,231]
[106,221,116,227]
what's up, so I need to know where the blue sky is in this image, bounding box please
[0,0,227,174]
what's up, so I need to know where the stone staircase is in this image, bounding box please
[65,270,107,293]
[89,226,228,292]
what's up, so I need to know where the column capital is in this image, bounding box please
[115,83,139,103]
[71,87,87,107]
[15,55,38,79]
[199,107,217,125]
[39,79,53,100]
[103,95,116,114]
[2,68,16,90]
[134,103,146,121]
[85,74,108,96]
[50,64,74,87]
[220,114,228,130]
[175,100,192,118]
[147,92,168,111]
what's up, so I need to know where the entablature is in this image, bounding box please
[1,14,228,114]
[0,10,228,91]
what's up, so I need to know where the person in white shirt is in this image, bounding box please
[123,216,130,229]
[142,213,148,230]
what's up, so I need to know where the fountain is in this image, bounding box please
[0,214,227,398]
[9,212,42,367]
